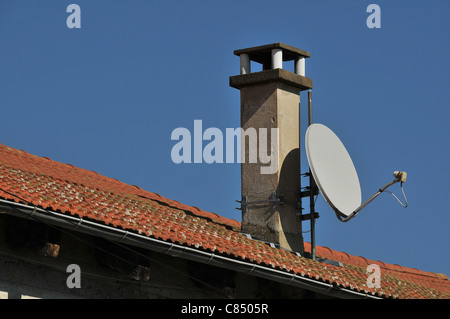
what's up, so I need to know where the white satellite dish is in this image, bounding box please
[305,124,361,218]
[305,123,408,222]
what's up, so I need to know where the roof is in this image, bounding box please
[0,142,448,299]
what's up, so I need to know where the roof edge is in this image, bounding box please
[0,199,382,299]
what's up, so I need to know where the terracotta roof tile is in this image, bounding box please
[0,142,449,299]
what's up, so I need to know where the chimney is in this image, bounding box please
[230,43,313,253]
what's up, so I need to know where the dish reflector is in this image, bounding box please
[305,124,361,217]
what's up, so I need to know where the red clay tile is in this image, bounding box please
[0,142,449,299]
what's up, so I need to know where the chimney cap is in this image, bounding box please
[229,68,313,90]
[234,42,311,64]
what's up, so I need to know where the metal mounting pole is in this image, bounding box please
[308,91,317,260]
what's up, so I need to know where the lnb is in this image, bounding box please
[393,171,407,183]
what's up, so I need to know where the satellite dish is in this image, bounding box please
[305,124,361,218]
[305,123,408,222]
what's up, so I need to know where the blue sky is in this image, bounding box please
[0,1,449,275]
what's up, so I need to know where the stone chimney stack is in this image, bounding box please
[230,43,313,253]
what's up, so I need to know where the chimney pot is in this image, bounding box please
[240,53,250,75]
[295,57,305,76]
[272,49,283,69]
